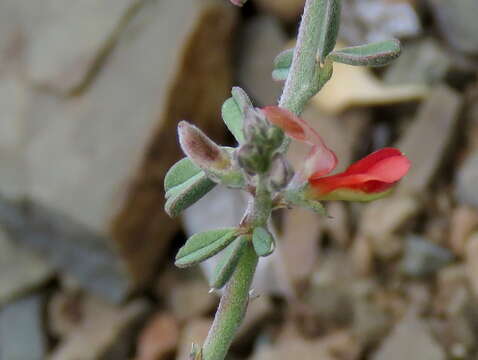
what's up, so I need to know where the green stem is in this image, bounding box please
[279,0,324,115]
[201,1,325,359]
[202,243,258,360]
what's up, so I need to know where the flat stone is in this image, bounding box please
[372,310,446,360]
[135,312,180,360]
[397,86,462,194]
[400,235,454,278]
[25,0,136,93]
[0,226,54,305]
[238,15,287,106]
[385,38,451,86]
[24,0,236,285]
[0,73,30,199]
[0,293,47,360]
[341,0,421,44]
[465,233,478,298]
[50,295,149,360]
[429,0,478,55]
[456,150,478,209]
[0,196,130,303]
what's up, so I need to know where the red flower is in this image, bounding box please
[261,106,410,201]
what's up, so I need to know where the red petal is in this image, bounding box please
[309,150,410,194]
[261,106,307,141]
[262,106,338,178]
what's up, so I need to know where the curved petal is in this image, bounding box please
[309,149,410,196]
[261,106,337,177]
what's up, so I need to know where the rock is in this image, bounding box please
[397,86,463,194]
[238,15,287,106]
[0,225,54,305]
[0,197,130,303]
[0,293,47,360]
[449,206,478,256]
[166,277,216,322]
[251,326,360,360]
[23,0,236,286]
[50,295,149,360]
[25,0,137,93]
[384,38,451,86]
[312,57,428,115]
[429,0,478,55]
[372,309,446,360]
[135,312,180,360]
[400,235,454,277]
[281,207,322,291]
[357,86,462,258]
[48,289,84,339]
[0,73,31,199]
[353,300,391,346]
[341,0,422,45]
[351,235,373,276]
[176,318,211,360]
[253,0,305,22]
[359,195,420,259]
[456,151,478,209]
[465,233,478,298]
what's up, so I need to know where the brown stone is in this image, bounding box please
[135,312,180,360]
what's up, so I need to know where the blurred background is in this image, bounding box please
[0,0,478,359]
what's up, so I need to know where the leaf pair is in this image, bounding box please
[273,40,401,81]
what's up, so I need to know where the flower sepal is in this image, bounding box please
[304,184,395,202]
[283,185,327,216]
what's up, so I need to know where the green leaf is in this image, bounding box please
[164,157,201,193]
[221,87,253,144]
[272,48,294,81]
[222,98,245,144]
[165,171,216,218]
[175,228,238,268]
[317,0,341,62]
[327,39,401,67]
[210,235,248,289]
[252,227,274,257]
[284,187,327,216]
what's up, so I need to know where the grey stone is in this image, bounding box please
[372,310,446,360]
[429,0,478,55]
[0,226,54,305]
[384,38,451,86]
[238,15,287,106]
[341,0,421,45]
[456,151,478,208]
[401,235,454,277]
[0,294,47,360]
[25,0,136,93]
[0,196,130,303]
[397,86,462,194]
[50,295,149,360]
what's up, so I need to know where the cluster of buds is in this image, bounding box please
[235,107,293,192]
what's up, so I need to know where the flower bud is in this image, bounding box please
[178,121,231,172]
[267,154,293,192]
[236,144,269,175]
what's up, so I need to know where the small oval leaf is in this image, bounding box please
[222,98,245,144]
[210,235,248,289]
[327,39,401,67]
[175,228,238,268]
[165,172,216,218]
[252,227,275,257]
[272,48,294,81]
[231,87,254,115]
[164,157,201,193]
[317,0,341,62]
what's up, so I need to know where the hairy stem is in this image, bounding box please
[279,0,324,115]
[202,243,258,360]
[201,1,324,358]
